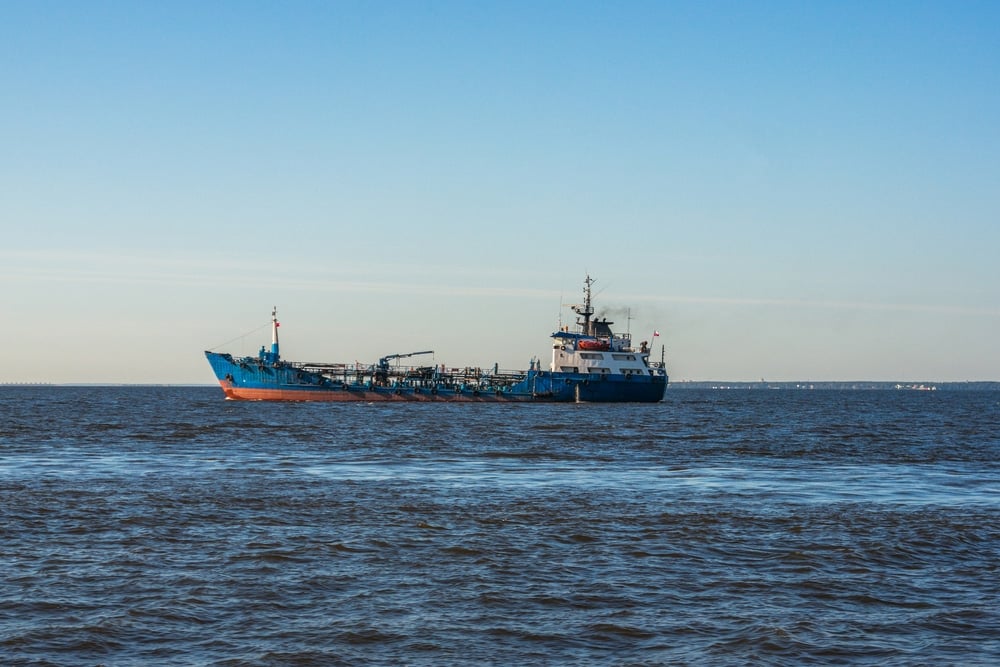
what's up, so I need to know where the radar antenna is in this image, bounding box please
[571,275,595,335]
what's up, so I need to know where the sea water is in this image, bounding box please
[1,386,998,665]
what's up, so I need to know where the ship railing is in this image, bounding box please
[291,360,530,390]
[430,367,529,388]
[607,333,633,352]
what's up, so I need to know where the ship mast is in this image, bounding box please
[572,275,595,335]
[271,306,280,360]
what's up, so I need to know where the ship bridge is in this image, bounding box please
[547,274,661,379]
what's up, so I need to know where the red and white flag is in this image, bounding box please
[653,330,660,337]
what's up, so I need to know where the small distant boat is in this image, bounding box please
[205,275,668,402]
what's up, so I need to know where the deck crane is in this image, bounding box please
[375,350,434,385]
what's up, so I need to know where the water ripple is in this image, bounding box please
[1,387,998,665]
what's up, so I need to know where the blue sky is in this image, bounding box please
[2,1,998,383]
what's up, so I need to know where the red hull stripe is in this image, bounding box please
[218,382,534,402]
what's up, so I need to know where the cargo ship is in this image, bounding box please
[205,276,668,402]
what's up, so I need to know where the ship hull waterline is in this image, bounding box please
[206,352,666,403]
[204,276,669,403]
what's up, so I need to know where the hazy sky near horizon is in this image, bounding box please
[2,1,998,384]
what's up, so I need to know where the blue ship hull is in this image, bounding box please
[205,351,667,403]
[205,277,669,403]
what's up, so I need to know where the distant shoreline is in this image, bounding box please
[668,381,1000,391]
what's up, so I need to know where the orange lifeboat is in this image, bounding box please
[578,339,610,351]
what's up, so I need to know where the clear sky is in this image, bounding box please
[2,1,998,384]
